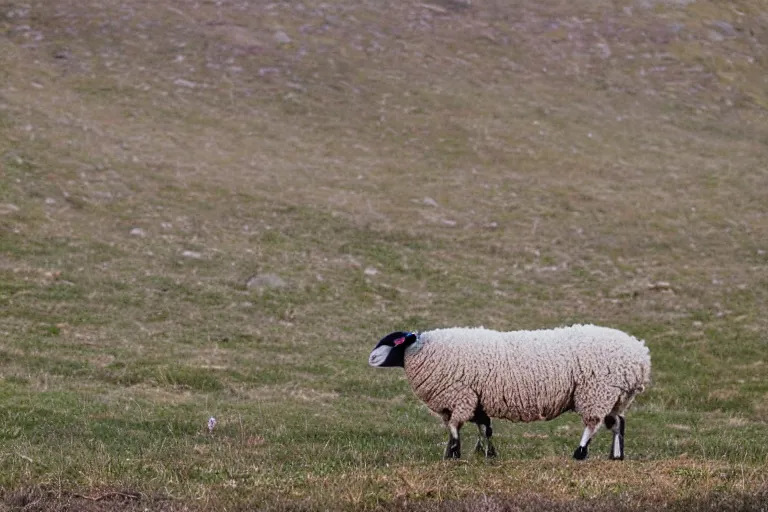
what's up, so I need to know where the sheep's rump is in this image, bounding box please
[403,324,651,423]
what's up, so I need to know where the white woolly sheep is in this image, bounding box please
[368,324,651,460]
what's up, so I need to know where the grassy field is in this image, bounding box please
[1,0,767,510]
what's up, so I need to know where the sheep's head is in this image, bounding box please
[368,331,418,368]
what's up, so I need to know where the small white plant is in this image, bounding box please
[207,417,217,434]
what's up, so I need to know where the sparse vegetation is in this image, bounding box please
[1,0,767,510]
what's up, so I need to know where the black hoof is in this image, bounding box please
[444,440,461,459]
[573,446,589,460]
[444,449,460,459]
[474,439,484,454]
[609,454,625,461]
[485,444,497,458]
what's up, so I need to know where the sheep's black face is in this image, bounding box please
[368,331,418,368]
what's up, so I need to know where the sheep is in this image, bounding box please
[368,324,651,461]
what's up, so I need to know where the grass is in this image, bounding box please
[1,0,768,510]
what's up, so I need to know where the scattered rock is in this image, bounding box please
[45,197,56,205]
[0,203,19,215]
[441,219,457,227]
[364,267,379,276]
[647,281,672,292]
[173,78,198,88]
[707,30,724,43]
[182,250,203,259]
[423,196,439,207]
[710,21,737,37]
[274,30,291,44]
[130,227,146,237]
[246,273,286,291]
[419,3,448,15]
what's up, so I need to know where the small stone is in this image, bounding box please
[274,30,291,44]
[246,273,286,290]
[707,30,724,43]
[693,321,703,328]
[173,78,198,88]
[423,196,439,207]
[364,267,379,276]
[710,21,737,37]
[130,228,146,237]
[45,197,56,205]
[182,250,202,259]
[441,219,457,227]
[161,222,173,229]
[0,203,20,214]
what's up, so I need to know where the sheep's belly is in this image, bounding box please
[481,391,574,423]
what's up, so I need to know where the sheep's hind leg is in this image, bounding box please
[573,417,602,460]
[482,422,496,458]
[605,415,625,460]
[470,406,496,458]
[474,424,484,454]
[438,409,460,459]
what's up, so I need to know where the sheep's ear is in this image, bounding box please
[400,332,418,347]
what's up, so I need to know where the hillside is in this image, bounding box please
[1,0,767,510]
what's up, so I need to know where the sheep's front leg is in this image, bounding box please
[573,417,602,460]
[442,393,478,460]
[444,423,461,459]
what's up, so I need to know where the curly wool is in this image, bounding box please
[403,324,651,425]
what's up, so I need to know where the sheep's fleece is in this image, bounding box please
[403,325,650,423]
[369,324,651,459]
